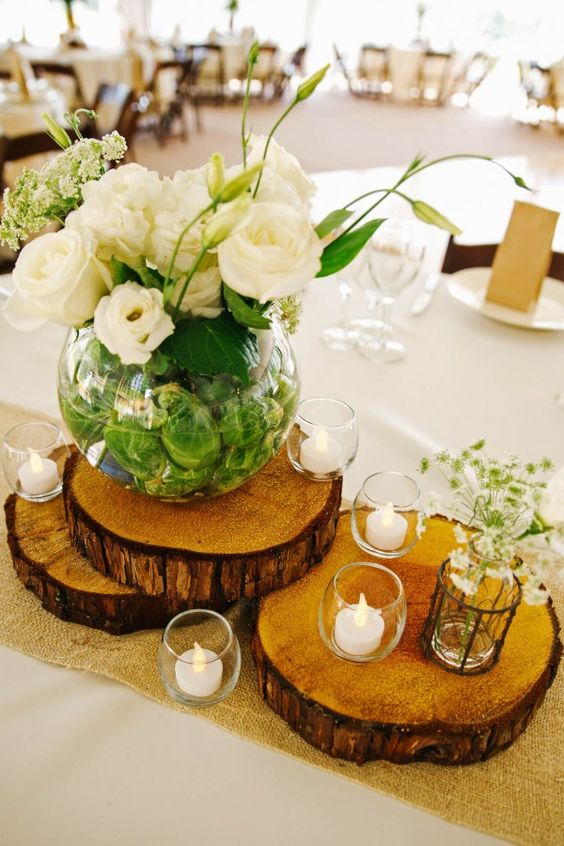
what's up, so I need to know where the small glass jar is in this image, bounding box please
[2,422,69,502]
[158,609,241,707]
[318,561,406,663]
[420,536,521,675]
[352,471,422,558]
[286,397,358,480]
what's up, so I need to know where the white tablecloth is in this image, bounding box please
[1,161,563,845]
[0,79,67,137]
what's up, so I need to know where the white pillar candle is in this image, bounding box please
[18,451,59,496]
[334,592,385,656]
[175,641,223,698]
[366,501,408,551]
[299,427,342,474]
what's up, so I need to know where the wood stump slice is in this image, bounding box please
[4,494,194,634]
[63,451,342,609]
[252,513,562,765]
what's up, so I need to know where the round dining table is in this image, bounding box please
[0,159,563,845]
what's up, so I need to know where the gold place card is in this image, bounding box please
[486,201,559,312]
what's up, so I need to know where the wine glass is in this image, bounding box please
[357,220,425,363]
[321,267,360,351]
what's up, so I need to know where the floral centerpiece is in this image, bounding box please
[419,441,564,673]
[0,47,529,499]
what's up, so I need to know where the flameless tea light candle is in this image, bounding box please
[366,501,408,551]
[18,449,59,496]
[174,641,223,698]
[334,592,385,656]
[299,426,343,475]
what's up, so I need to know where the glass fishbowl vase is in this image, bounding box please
[57,319,300,500]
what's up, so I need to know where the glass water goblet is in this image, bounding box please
[321,275,360,351]
[357,220,425,363]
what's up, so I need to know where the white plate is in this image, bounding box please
[447,267,564,331]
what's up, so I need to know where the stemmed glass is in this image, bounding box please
[357,219,425,363]
[321,273,359,351]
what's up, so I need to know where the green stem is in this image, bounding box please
[171,246,209,321]
[241,61,255,168]
[340,153,516,240]
[163,202,215,304]
[252,99,298,198]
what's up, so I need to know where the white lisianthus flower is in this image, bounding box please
[247,135,316,207]
[67,163,163,263]
[538,466,564,528]
[253,165,305,210]
[148,169,211,277]
[94,282,174,365]
[2,230,112,330]
[171,266,223,318]
[217,201,323,303]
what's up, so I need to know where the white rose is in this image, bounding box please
[94,282,174,365]
[247,135,316,207]
[171,266,223,318]
[217,201,322,302]
[2,230,112,330]
[538,467,564,528]
[67,163,163,263]
[148,170,211,277]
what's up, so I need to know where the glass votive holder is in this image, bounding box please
[286,397,358,480]
[2,422,70,502]
[158,609,241,708]
[318,562,406,663]
[352,471,423,558]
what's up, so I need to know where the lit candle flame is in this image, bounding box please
[382,501,395,527]
[193,641,206,673]
[28,450,44,474]
[314,427,328,452]
[353,592,369,627]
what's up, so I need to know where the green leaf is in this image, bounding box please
[411,201,462,236]
[223,284,271,329]
[110,256,140,286]
[137,264,165,290]
[161,313,259,385]
[316,218,386,278]
[315,209,354,240]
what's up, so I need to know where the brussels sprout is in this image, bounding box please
[192,374,236,406]
[60,386,106,452]
[215,435,275,492]
[103,419,168,481]
[159,386,221,470]
[137,462,214,498]
[219,397,283,448]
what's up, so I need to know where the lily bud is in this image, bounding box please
[206,152,225,198]
[42,113,72,149]
[248,40,260,66]
[296,64,330,102]
[411,200,462,236]
[216,162,263,203]
[202,196,252,248]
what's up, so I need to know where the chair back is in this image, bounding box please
[0,131,61,189]
[441,236,564,282]
[31,61,86,108]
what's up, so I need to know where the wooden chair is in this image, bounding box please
[441,236,564,281]
[186,43,226,103]
[0,131,61,190]
[86,83,140,161]
[31,61,87,108]
[356,44,390,98]
[272,45,307,98]
[417,50,453,105]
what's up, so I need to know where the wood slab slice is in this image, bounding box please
[252,514,562,765]
[63,451,342,609]
[4,493,204,634]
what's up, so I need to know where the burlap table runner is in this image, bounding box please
[1,401,562,846]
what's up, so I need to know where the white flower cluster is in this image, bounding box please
[0,133,127,251]
[2,135,323,366]
[420,443,564,605]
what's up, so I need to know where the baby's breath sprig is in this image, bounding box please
[419,440,563,604]
[0,112,127,250]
